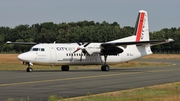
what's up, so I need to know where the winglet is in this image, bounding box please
[134,10,149,42]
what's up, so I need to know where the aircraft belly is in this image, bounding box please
[57,56,102,65]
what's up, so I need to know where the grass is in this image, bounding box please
[58,82,180,101]
[6,83,180,101]
[142,54,180,59]
[0,54,173,71]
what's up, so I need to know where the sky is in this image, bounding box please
[0,0,180,32]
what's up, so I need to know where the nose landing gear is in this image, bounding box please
[26,62,33,72]
[26,67,33,72]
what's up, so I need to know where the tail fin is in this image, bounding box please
[134,10,149,42]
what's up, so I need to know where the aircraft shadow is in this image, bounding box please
[31,68,142,73]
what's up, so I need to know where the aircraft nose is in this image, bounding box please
[18,52,37,62]
[18,53,27,61]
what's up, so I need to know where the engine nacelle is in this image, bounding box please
[86,47,101,55]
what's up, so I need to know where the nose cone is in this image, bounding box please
[18,53,27,61]
[18,52,37,62]
[18,52,36,62]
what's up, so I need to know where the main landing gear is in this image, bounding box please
[26,62,33,72]
[101,64,110,71]
[61,65,69,71]
[101,55,110,71]
[60,55,110,71]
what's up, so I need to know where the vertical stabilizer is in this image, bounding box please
[134,10,149,42]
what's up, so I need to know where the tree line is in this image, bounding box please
[0,21,179,53]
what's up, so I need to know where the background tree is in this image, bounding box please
[0,21,179,53]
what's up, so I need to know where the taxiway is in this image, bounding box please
[0,59,180,101]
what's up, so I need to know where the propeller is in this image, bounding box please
[73,42,91,61]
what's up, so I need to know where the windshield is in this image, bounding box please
[30,48,45,51]
[32,48,39,51]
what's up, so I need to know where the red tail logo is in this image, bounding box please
[136,12,145,42]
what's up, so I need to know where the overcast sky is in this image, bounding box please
[0,0,179,31]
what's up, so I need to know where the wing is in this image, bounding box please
[100,38,174,55]
[6,41,37,45]
[100,45,123,55]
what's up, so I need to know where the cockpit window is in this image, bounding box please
[32,48,39,51]
[30,48,45,51]
[41,48,45,51]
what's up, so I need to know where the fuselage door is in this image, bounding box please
[49,47,56,64]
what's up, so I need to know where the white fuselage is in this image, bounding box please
[9,10,173,72]
[18,43,152,66]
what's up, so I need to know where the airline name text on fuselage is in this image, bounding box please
[56,47,76,51]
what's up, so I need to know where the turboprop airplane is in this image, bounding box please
[7,10,173,72]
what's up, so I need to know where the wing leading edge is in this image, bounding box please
[6,41,37,45]
[101,38,173,47]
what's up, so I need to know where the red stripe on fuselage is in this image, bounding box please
[136,12,145,42]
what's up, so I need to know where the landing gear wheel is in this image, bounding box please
[101,64,110,71]
[61,65,69,71]
[26,67,33,72]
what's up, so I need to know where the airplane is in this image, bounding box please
[7,10,174,72]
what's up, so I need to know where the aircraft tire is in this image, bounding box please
[101,64,110,71]
[61,65,69,71]
[26,67,33,72]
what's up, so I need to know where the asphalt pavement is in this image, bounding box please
[0,58,180,101]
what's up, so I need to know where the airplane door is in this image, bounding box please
[49,47,56,64]
[121,51,126,61]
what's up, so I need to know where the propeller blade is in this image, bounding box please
[84,42,91,47]
[76,42,82,46]
[80,53,83,61]
[82,49,90,56]
[75,39,91,61]
[73,48,80,53]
